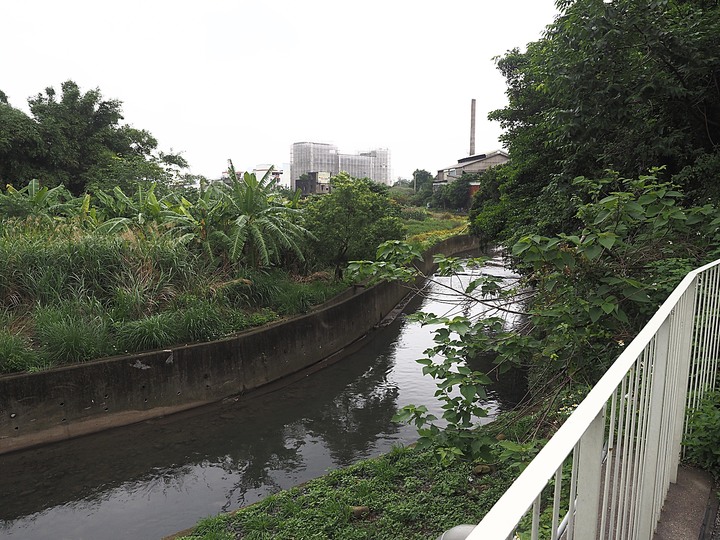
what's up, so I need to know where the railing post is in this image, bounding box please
[637,319,671,540]
[669,282,697,482]
[572,408,605,539]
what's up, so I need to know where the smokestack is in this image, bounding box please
[469,99,476,156]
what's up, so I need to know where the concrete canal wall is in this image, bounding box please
[0,235,479,454]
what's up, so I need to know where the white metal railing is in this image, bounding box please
[459,258,720,540]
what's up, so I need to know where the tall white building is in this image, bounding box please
[290,142,391,189]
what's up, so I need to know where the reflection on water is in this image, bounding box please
[0,254,521,540]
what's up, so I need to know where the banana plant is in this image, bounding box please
[0,179,73,219]
[221,160,313,268]
[94,183,184,233]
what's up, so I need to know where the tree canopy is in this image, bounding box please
[303,173,406,278]
[0,80,188,195]
[473,0,720,242]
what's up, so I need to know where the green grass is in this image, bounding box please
[0,329,46,373]
[0,224,347,374]
[177,444,517,540]
[0,208,461,375]
[229,268,347,315]
[33,302,112,364]
[403,211,466,239]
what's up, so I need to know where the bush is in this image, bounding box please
[400,207,429,221]
[115,312,179,353]
[0,330,46,373]
[34,305,111,364]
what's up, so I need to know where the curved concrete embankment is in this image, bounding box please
[0,235,479,454]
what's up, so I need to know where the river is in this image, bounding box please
[0,253,522,540]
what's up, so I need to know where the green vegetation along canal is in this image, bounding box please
[0,254,523,540]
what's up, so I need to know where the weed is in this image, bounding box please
[115,312,178,353]
[176,443,518,540]
[33,304,110,364]
[0,330,46,373]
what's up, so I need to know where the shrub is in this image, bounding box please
[115,312,179,353]
[34,305,111,364]
[0,330,46,373]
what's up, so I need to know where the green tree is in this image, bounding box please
[27,81,126,194]
[388,184,415,206]
[304,173,406,278]
[2,80,188,195]
[410,169,435,206]
[468,164,512,244]
[432,176,471,211]
[0,100,44,184]
[85,126,185,194]
[412,169,434,192]
[481,0,720,243]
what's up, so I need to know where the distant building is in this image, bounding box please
[253,164,290,188]
[434,150,509,185]
[290,142,391,189]
[219,163,290,188]
[296,171,332,196]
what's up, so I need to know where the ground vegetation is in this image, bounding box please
[0,164,455,374]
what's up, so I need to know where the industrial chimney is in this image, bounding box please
[469,98,476,156]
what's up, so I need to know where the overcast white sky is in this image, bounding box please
[2,1,559,182]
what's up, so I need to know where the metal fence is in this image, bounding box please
[461,258,720,540]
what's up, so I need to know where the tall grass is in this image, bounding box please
[174,300,228,342]
[0,330,45,373]
[0,217,346,374]
[115,312,178,353]
[33,303,112,364]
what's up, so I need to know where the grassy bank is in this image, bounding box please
[0,220,347,374]
[176,443,514,540]
[0,208,466,375]
[402,209,466,240]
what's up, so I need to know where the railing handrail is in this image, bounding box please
[466,257,720,539]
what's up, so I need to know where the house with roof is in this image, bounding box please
[435,150,509,185]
